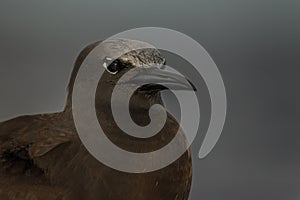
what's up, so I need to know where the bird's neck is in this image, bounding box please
[63,88,181,153]
[63,90,164,120]
[96,91,164,114]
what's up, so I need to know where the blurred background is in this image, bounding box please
[0,0,300,199]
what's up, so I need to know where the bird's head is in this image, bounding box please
[100,39,195,94]
[67,39,195,110]
[66,39,195,151]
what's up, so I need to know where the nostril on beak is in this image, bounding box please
[187,80,197,91]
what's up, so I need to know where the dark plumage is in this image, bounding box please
[0,39,193,200]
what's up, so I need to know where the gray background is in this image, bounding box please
[0,0,300,199]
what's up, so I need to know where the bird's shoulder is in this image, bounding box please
[0,113,76,175]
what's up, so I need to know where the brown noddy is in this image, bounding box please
[0,39,195,200]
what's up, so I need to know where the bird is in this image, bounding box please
[0,39,195,200]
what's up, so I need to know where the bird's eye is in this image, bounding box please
[103,57,123,74]
[107,61,119,74]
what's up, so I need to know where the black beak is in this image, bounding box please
[125,67,196,91]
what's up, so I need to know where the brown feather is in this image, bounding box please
[0,40,192,200]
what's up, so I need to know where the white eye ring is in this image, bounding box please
[103,57,118,74]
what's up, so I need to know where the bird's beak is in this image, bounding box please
[125,67,196,91]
